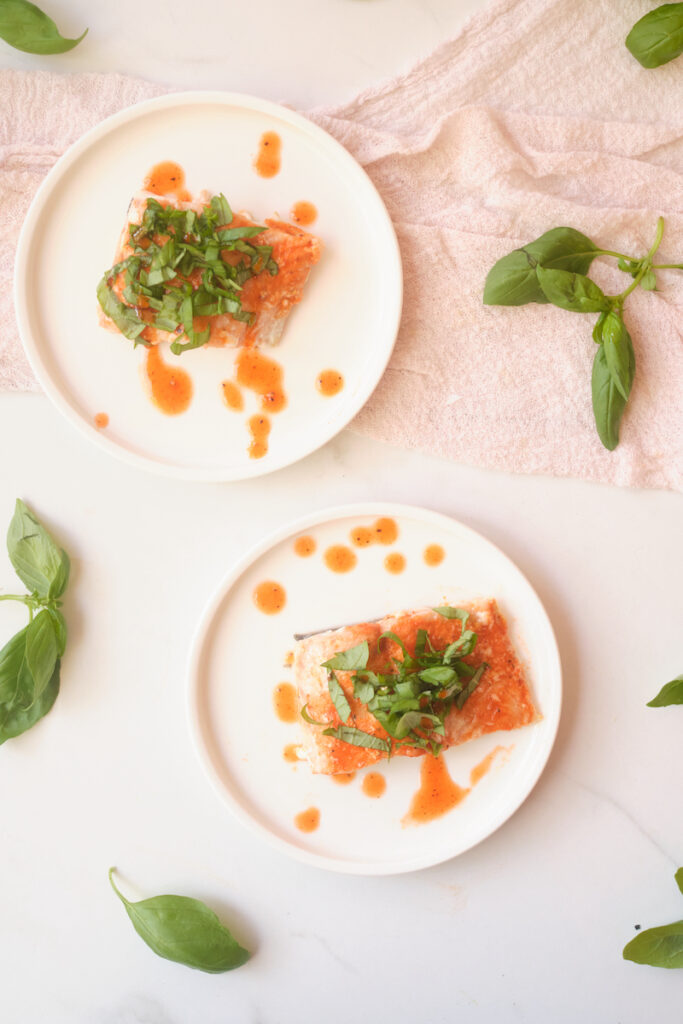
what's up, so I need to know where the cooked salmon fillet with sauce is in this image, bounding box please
[293,599,540,775]
[98,190,322,348]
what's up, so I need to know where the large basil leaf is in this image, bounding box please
[623,920,683,968]
[24,609,59,701]
[0,624,60,746]
[536,267,610,313]
[0,0,87,54]
[601,312,635,401]
[626,3,683,68]
[327,672,351,723]
[322,642,369,672]
[591,344,628,451]
[109,869,250,973]
[483,228,598,306]
[7,499,70,600]
[647,674,683,707]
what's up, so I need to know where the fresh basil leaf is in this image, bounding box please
[394,710,427,740]
[601,312,634,401]
[109,869,250,973]
[377,631,410,659]
[96,277,147,342]
[322,725,390,753]
[327,672,351,723]
[591,342,629,450]
[0,626,29,705]
[443,631,477,660]
[322,642,369,672]
[433,606,469,624]
[623,920,683,968]
[676,869,683,895]
[647,674,683,707]
[353,676,376,704]
[7,499,70,600]
[47,608,67,658]
[24,609,58,701]
[592,311,607,344]
[640,269,657,291]
[210,194,233,225]
[0,0,87,54]
[626,3,683,69]
[0,626,60,745]
[483,228,598,306]
[455,663,487,709]
[300,703,327,726]
[418,666,457,686]
[536,267,610,313]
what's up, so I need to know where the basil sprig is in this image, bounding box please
[647,673,683,707]
[0,0,87,54]
[484,219,683,450]
[626,3,683,68]
[0,500,70,745]
[109,869,250,973]
[97,195,278,355]
[310,607,487,756]
[623,868,683,969]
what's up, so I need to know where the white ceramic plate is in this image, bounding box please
[187,503,562,875]
[14,93,402,480]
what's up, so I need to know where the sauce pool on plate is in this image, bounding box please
[332,772,356,785]
[236,348,286,413]
[294,535,317,557]
[424,544,445,566]
[294,807,320,833]
[247,414,271,460]
[273,683,298,723]
[253,580,286,614]
[145,346,193,415]
[384,552,406,574]
[361,773,386,798]
[404,747,508,825]
[94,412,109,429]
[283,743,301,763]
[324,545,357,573]
[316,370,344,397]
[143,160,190,201]
[349,517,399,548]
[254,132,282,178]
[291,201,317,226]
[221,380,244,412]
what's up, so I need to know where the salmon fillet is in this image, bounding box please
[98,190,322,348]
[293,600,540,774]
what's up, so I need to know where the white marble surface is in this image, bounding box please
[1,2,682,1022]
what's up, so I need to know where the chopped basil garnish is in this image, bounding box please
[97,194,278,354]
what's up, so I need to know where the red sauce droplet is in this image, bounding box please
[384,552,406,574]
[253,580,286,614]
[294,807,320,833]
[374,517,398,545]
[332,772,356,786]
[350,526,374,548]
[291,201,318,226]
[316,370,344,397]
[94,412,109,429]
[236,348,286,417]
[283,743,301,763]
[247,414,271,459]
[324,545,357,573]
[273,683,298,723]
[362,772,386,798]
[424,544,445,567]
[145,346,193,415]
[294,535,317,557]
[143,161,187,198]
[222,380,244,412]
[404,755,469,825]
[470,745,507,785]
[254,131,282,178]
[283,650,294,667]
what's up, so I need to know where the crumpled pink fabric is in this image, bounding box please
[1,0,682,489]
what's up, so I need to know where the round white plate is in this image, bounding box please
[187,503,562,875]
[14,93,402,480]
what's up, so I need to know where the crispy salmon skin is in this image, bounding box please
[293,599,540,775]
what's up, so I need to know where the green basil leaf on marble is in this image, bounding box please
[626,3,683,69]
[0,0,87,55]
[7,499,70,599]
[647,674,683,707]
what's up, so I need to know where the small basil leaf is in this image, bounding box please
[96,277,147,341]
[455,663,487,710]
[536,267,610,313]
[109,869,250,973]
[322,725,390,753]
[433,606,469,624]
[626,3,683,69]
[327,672,351,723]
[7,499,70,600]
[623,920,683,968]
[394,710,427,739]
[418,666,457,686]
[640,269,657,291]
[24,609,58,701]
[321,641,369,672]
[0,0,87,54]
[601,312,634,401]
[353,677,375,704]
[591,342,629,450]
[647,674,683,707]
[483,227,598,306]
[0,628,60,746]
[377,631,410,659]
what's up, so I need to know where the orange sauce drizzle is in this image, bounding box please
[403,755,468,824]
[283,744,301,763]
[291,201,318,226]
[324,545,358,573]
[470,745,508,785]
[94,412,109,429]
[247,414,270,460]
[316,370,344,397]
[349,517,399,549]
[362,773,386,798]
[221,380,244,412]
[294,535,317,557]
[143,161,190,200]
[350,526,374,548]
[424,544,445,566]
[332,772,356,785]
[253,580,286,614]
[145,346,193,415]
[384,553,406,574]
[273,683,298,723]
[254,132,282,178]
[294,807,320,833]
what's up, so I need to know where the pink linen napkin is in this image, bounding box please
[1,0,682,489]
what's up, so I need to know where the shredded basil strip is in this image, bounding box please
[322,726,391,753]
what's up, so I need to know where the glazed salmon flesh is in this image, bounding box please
[293,600,540,774]
[98,190,322,349]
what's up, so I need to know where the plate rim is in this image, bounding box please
[13,90,403,482]
[186,501,563,875]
